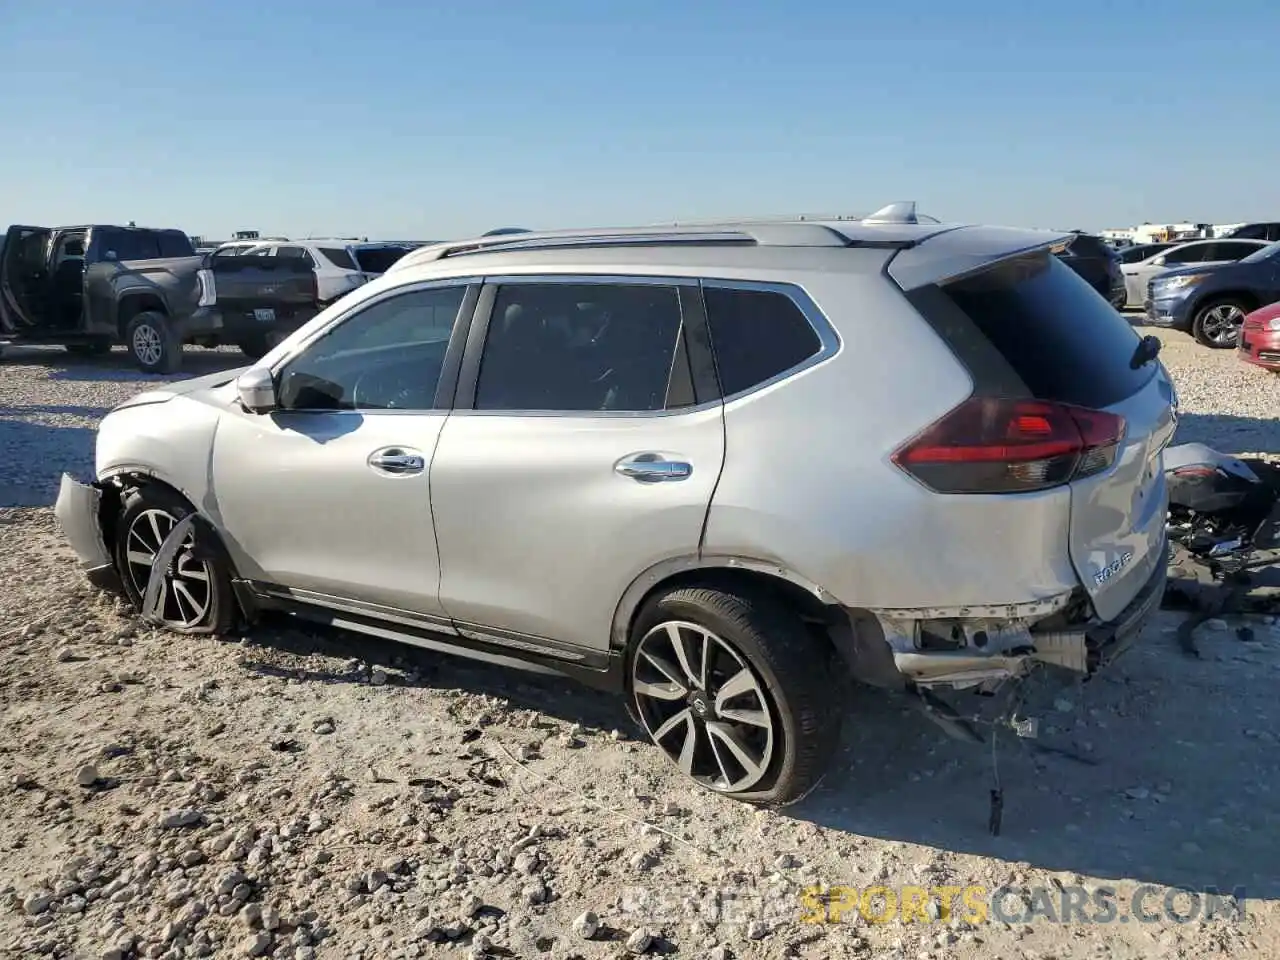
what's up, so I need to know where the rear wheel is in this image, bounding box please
[126,311,182,374]
[65,339,112,357]
[114,485,236,635]
[1191,298,1248,348]
[627,585,841,806]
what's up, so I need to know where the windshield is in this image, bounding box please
[1241,240,1280,264]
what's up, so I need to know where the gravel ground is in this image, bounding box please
[1,331,1279,960]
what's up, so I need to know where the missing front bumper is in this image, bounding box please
[53,473,121,593]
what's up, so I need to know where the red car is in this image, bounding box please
[1239,302,1280,371]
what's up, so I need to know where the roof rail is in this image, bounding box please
[401,222,852,265]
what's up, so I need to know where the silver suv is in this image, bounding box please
[55,207,1175,806]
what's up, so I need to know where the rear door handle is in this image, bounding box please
[615,454,692,483]
[368,447,426,476]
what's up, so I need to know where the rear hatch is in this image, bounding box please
[892,238,1176,621]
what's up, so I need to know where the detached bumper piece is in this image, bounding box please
[53,473,122,594]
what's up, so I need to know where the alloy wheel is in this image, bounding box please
[1201,304,1244,345]
[132,324,164,366]
[631,620,777,792]
[123,509,212,628]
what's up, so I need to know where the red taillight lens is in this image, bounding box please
[891,397,1126,494]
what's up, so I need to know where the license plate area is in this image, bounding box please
[253,308,276,323]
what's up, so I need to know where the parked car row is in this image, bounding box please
[0,223,321,372]
[0,225,427,372]
[213,238,421,303]
[1144,239,1280,350]
[4,214,1275,372]
[1120,238,1269,312]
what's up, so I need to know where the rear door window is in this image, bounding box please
[101,230,161,262]
[908,253,1151,410]
[276,245,316,267]
[1163,244,1211,264]
[703,285,823,396]
[474,282,684,412]
[156,233,195,257]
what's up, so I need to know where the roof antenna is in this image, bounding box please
[863,201,920,224]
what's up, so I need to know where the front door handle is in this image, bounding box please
[368,447,426,476]
[615,454,692,483]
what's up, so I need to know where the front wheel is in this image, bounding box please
[126,311,182,373]
[114,485,236,635]
[1192,299,1248,348]
[627,586,841,806]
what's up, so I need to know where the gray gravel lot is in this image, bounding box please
[1,329,1279,960]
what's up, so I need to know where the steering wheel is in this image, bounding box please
[350,364,423,410]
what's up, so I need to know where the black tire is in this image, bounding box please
[125,311,182,374]
[114,485,236,636]
[236,331,280,361]
[1191,298,1249,349]
[65,339,113,357]
[626,585,841,807]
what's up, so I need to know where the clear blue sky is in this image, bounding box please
[2,0,1276,240]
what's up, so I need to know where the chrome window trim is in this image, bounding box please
[698,277,842,404]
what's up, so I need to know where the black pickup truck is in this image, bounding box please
[0,223,323,373]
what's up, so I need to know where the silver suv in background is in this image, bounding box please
[54,206,1174,806]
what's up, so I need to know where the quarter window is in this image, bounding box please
[276,285,468,411]
[703,286,822,396]
[474,282,684,412]
[318,247,358,270]
[277,245,317,267]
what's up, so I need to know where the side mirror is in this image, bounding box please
[236,367,277,414]
[1151,256,1166,266]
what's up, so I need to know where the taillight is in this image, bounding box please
[891,397,1126,494]
[196,268,216,307]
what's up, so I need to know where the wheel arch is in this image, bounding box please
[101,468,256,629]
[116,295,169,338]
[98,469,240,578]
[1191,288,1260,317]
[610,555,844,652]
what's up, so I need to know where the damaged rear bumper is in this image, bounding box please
[53,473,122,594]
[858,539,1168,690]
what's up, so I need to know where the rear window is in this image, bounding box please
[318,247,358,270]
[909,254,1152,409]
[352,246,409,274]
[157,232,195,257]
[100,230,161,261]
